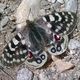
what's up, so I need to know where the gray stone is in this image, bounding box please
[39,69,56,80]
[0,16,9,31]
[68,39,80,50]
[0,3,6,13]
[33,76,39,80]
[17,68,33,80]
[65,0,77,13]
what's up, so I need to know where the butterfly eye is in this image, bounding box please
[56,44,61,52]
[51,47,56,53]
[40,54,45,60]
[36,58,42,64]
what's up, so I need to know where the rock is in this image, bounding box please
[0,3,6,13]
[52,55,75,72]
[68,39,80,50]
[17,68,33,80]
[65,0,77,13]
[39,72,49,80]
[51,55,59,61]
[54,59,75,72]
[0,13,3,21]
[68,39,80,54]
[39,69,56,80]
[0,16,9,31]
[33,76,39,80]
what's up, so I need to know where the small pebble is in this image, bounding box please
[39,69,55,80]
[68,39,80,50]
[65,0,77,13]
[33,76,39,80]
[0,16,9,31]
[17,68,33,80]
[0,3,6,13]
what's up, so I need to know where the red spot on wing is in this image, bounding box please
[54,34,61,41]
[28,51,33,58]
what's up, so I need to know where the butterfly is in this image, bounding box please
[1,11,77,68]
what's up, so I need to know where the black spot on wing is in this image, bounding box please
[57,12,65,23]
[15,34,21,41]
[21,44,27,50]
[13,44,28,62]
[49,21,66,34]
[10,40,16,48]
[4,46,15,54]
[44,15,50,22]
[52,13,59,22]
[65,12,72,23]
[57,24,66,33]
[4,53,13,61]
[50,22,56,31]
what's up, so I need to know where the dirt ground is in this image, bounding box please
[0,0,80,80]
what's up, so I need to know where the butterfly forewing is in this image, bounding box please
[42,11,77,35]
[1,33,28,66]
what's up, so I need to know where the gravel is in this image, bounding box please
[17,68,33,80]
[39,68,56,80]
[33,76,39,80]
[0,0,80,80]
[68,39,80,50]
[0,3,6,13]
[0,16,9,31]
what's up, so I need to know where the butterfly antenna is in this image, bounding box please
[11,27,16,33]
[0,68,14,80]
[27,8,31,20]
